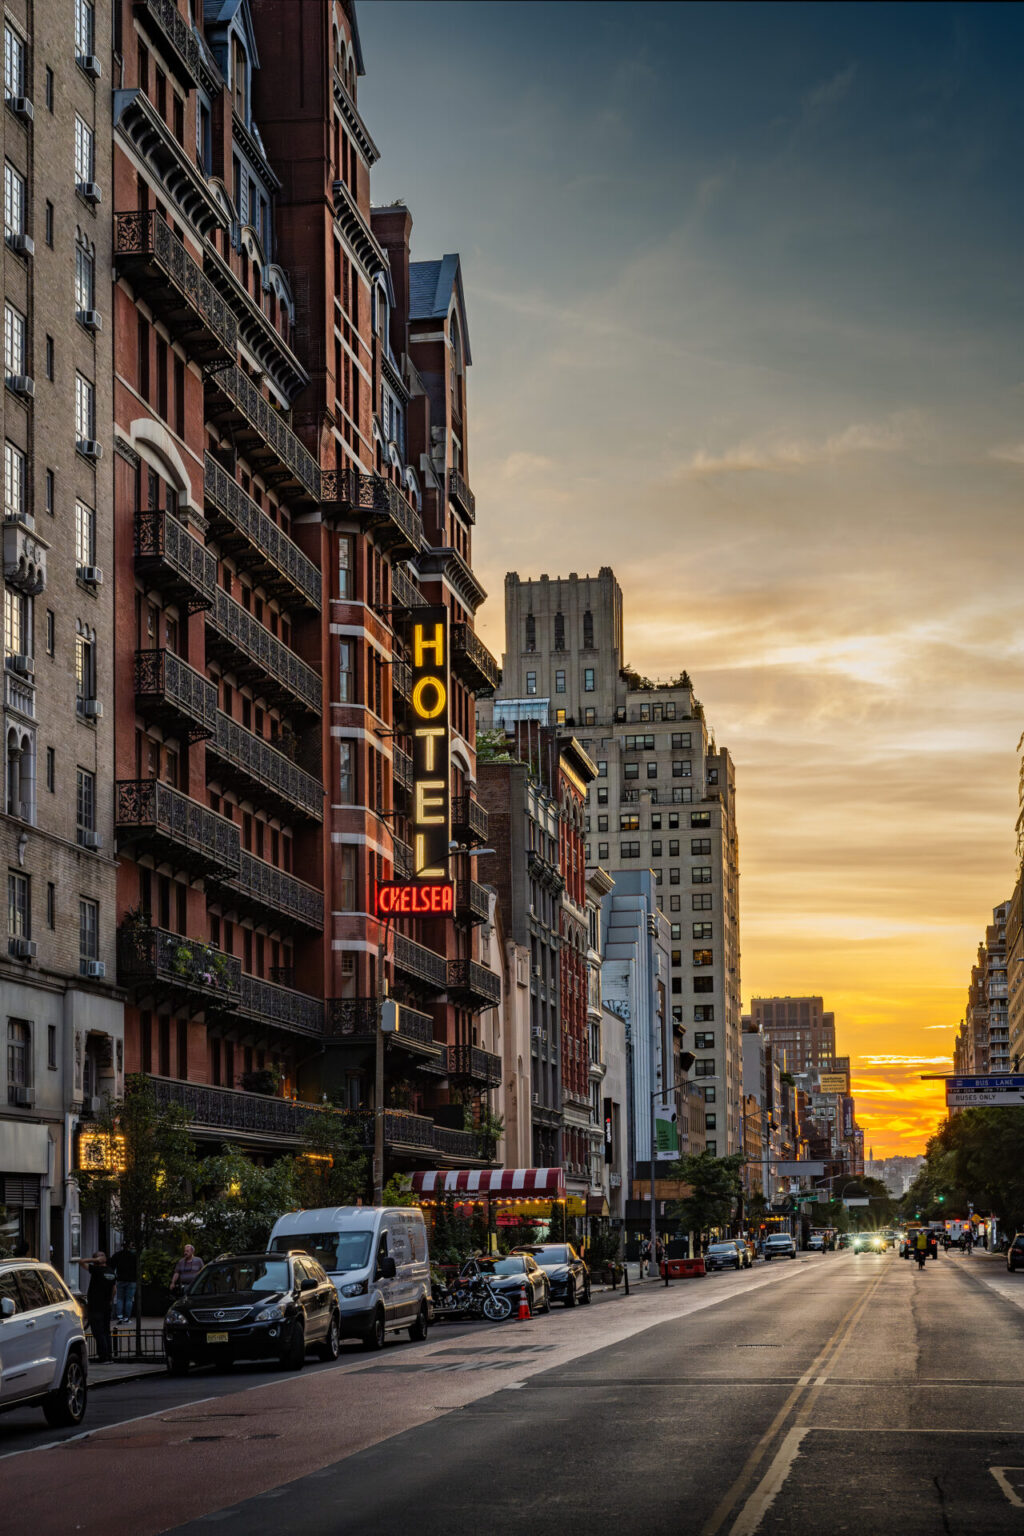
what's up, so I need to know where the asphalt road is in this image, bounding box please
[5,1249,1024,1536]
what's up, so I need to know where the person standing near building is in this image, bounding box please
[83,1252,116,1363]
[111,1244,138,1323]
[170,1243,204,1294]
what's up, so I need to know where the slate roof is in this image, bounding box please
[409,255,471,363]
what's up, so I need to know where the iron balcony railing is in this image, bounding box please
[393,933,448,992]
[433,1125,496,1164]
[114,211,236,363]
[392,657,413,708]
[147,1075,324,1140]
[342,1109,437,1153]
[134,648,218,741]
[134,510,217,612]
[325,999,444,1062]
[451,623,501,697]
[392,746,413,794]
[133,0,203,86]
[391,835,413,879]
[230,850,323,930]
[451,794,488,844]
[207,710,323,821]
[447,1043,502,1088]
[206,586,321,717]
[391,566,425,611]
[320,468,423,557]
[446,959,502,1011]
[118,925,241,1004]
[232,973,324,1038]
[447,467,476,524]
[455,880,490,926]
[203,455,321,613]
[115,779,241,879]
[206,364,320,499]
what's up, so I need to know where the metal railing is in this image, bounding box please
[393,932,448,991]
[208,710,323,820]
[455,880,490,925]
[203,455,320,612]
[134,648,218,739]
[325,998,441,1056]
[447,1043,502,1087]
[207,365,320,498]
[320,467,423,555]
[391,566,425,611]
[451,794,488,843]
[433,1125,495,1163]
[115,779,241,876]
[446,959,502,1009]
[118,925,241,1001]
[391,835,413,878]
[206,586,321,716]
[451,623,501,695]
[448,467,476,524]
[342,1108,436,1152]
[392,746,413,793]
[134,0,203,84]
[231,850,323,930]
[235,973,324,1037]
[134,509,217,611]
[114,210,236,360]
[148,1074,325,1138]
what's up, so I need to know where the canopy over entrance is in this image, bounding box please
[409,1168,566,1197]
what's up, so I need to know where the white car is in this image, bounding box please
[0,1259,88,1426]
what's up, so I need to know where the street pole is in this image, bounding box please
[373,926,388,1207]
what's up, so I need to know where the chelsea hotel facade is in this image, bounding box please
[1,0,503,1255]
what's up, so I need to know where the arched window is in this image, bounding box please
[525,614,536,652]
[231,35,248,122]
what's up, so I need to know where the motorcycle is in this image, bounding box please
[432,1272,512,1323]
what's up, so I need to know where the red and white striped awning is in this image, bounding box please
[409,1168,566,1197]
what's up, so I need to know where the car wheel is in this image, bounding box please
[317,1314,341,1362]
[765,1255,772,1262]
[362,1307,386,1351]
[789,1252,796,1260]
[565,1280,577,1308]
[278,1321,306,1371]
[408,1302,429,1343]
[541,1285,552,1314]
[1008,1259,1016,1272]
[43,1353,88,1427]
[165,1344,190,1377]
[580,1282,592,1305]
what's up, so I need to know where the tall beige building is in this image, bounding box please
[488,568,743,1154]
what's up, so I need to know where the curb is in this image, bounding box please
[90,1363,165,1389]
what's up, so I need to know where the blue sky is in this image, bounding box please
[358,2,1024,1150]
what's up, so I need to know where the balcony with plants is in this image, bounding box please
[148,1074,323,1144]
[118,921,241,1006]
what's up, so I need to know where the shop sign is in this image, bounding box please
[409,608,451,879]
[818,1072,848,1094]
[76,1128,126,1173]
[375,881,454,917]
[603,1097,614,1162]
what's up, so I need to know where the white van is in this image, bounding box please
[268,1206,431,1351]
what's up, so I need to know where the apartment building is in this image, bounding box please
[752,996,836,1077]
[1,0,122,1268]
[490,567,742,1153]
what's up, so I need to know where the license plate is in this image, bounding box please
[206,1331,229,1344]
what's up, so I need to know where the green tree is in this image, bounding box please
[191,1148,298,1257]
[906,1108,1024,1231]
[668,1151,745,1243]
[293,1109,369,1209]
[382,1172,413,1206]
[475,727,517,763]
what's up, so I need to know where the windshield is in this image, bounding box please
[270,1231,372,1273]
[190,1258,290,1297]
[708,1244,735,1254]
[533,1247,571,1266]
[477,1258,525,1276]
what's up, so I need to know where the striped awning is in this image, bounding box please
[410,1167,566,1196]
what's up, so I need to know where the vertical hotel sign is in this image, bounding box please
[410,606,450,878]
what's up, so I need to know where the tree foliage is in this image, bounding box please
[668,1151,744,1237]
[190,1148,299,1258]
[292,1110,369,1210]
[475,727,517,764]
[902,1108,1024,1230]
[74,1076,198,1251]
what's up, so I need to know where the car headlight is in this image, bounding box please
[254,1304,284,1322]
[340,1280,368,1298]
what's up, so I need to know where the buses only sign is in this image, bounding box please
[945,1075,1024,1108]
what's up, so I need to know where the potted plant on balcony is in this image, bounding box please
[120,904,151,966]
[238,1066,282,1097]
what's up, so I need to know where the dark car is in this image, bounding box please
[512,1244,592,1306]
[461,1255,551,1317]
[1007,1234,1024,1273]
[163,1252,341,1374]
[705,1241,745,1271]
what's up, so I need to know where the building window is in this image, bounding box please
[45,201,54,247]
[669,868,680,885]
[338,534,352,598]
[526,671,537,696]
[704,1086,716,1103]
[340,845,357,910]
[76,767,95,843]
[582,609,594,648]
[619,841,639,859]
[3,442,23,520]
[596,787,608,805]
[8,869,29,937]
[584,707,595,725]
[584,668,595,692]
[691,838,711,855]
[597,842,608,860]
[47,1024,57,1069]
[693,893,712,911]
[620,814,639,832]
[708,767,719,785]
[555,708,565,724]
[339,740,353,804]
[75,241,95,313]
[44,335,54,379]
[672,732,692,749]
[231,34,249,122]
[4,302,25,378]
[44,611,55,656]
[694,1031,715,1049]
[45,747,55,792]
[693,922,713,939]
[694,1006,714,1022]
[4,160,26,240]
[598,815,608,832]
[75,633,96,711]
[694,1057,715,1076]
[646,761,658,779]
[79,898,99,974]
[654,868,663,885]
[338,641,352,702]
[694,976,714,994]
[45,469,54,515]
[75,373,95,442]
[651,839,661,856]
[669,840,679,856]
[623,762,639,780]
[45,68,54,112]
[4,587,30,658]
[670,895,680,912]
[74,116,95,185]
[691,810,711,828]
[692,866,712,884]
[75,0,95,56]
[525,614,536,651]
[673,760,691,777]
[555,669,565,694]
[75,501,95,568]
[4,24,25,97]
[693,949,713,967]
[7,1018,30,1102]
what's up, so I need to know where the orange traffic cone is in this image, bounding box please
[517,1283,530,1321]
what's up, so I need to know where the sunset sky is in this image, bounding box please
[359,1,1024,1155]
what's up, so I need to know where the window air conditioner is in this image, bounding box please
[8,654,34,678]
[85,959,106,978]
[7,233,33,256]
[532,965,542,977]
[10,937,37,959]
[78,310,102,332]
[78,54,102,79]
[12,1086,34,1106]
[81,831,103,850]
[8,96,33,121]
[78,566,103,585]
[7,374,34,398]
[5,511,33,529]
[531,1091,540,1105]
[77,181,102,205]
[77,439,103,459]
[87,1095,103,1115]
[82,699,104,719]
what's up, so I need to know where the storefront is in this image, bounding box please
[410,1167,581,1242]
[0,1120,52,1259]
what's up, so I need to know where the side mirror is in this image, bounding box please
[299,1277,317,1292]
[379,1255,397,1280]
[0,1296,15,1320]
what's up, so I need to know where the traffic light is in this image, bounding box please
[937,1194,945,1204]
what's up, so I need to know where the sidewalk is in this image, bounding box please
[86,1317,168,1389]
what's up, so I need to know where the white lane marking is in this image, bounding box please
[990,1468,1024,1507]
[0,1395,220,1462]
[728,1427,808,1536]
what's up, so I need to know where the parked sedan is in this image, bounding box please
[512,1244,592,1306]
[1006,1234,1024,1273]
[462,1256,551,1316]
[704,1241,745,1272]
[164,1252,341,1373]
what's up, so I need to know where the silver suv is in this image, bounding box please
[763,1234,797,1261]
[0,1259,88,1426]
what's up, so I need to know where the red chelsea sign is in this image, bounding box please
[375,881,454,917]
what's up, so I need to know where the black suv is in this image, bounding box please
[1007,1234,1024,1273]
[164,1252,340,1373]
[512,1244,591,1306]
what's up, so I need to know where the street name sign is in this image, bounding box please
[774,1160,826,1177]
[844,1198,870,1207]
[945,1075,1024,1108]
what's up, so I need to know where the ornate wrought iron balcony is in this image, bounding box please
[391,566,425,612]
[342,1109,437,1153]
[320,468,423,558]
[451,623,501,697]
[207,710,323,821]
[232,973,324,1038]
[451,794,488,845]
[392,657,413,713]
[134,648,218,742]
[392,746,413,796]
[205,587,320,719]
[203,455,321,613]
[393,933,448,993]
[446,959,501,1011]
[115,779,241,880]
[447,1043,502,1088]
[114,211,236,364]
[203,245,308,404]
[325,998,445,1068]
[229,850,323,931]
[134,510,217,612]
[455,880,490,927]
[147,1075,324,1142]
[447,467,476,525]
[118,924,241,1005]
[133,0,203,86]
[433,1125,496,1164]
[204,364,320,500]
[391,835,413,879]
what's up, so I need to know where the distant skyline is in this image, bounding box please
[359,1,1024,1154]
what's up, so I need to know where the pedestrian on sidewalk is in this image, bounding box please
[170,1243,204,1294]
[111,1244,138,1323]
[640,1238,651,1278]
[83,1251,116,1363]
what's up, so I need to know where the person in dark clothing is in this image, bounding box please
[84,1251,116,1362]
[110,1246,138,1324]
